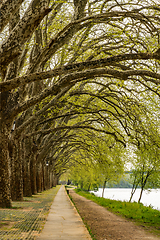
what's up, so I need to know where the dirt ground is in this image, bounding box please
[69,189,160,240]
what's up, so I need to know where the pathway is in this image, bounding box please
[36,185,91,240]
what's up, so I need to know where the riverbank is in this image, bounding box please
[69,188,160,240]
[91,187,160,210]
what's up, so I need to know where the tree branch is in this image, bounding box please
[0,0,24,33]
[1,52,160,92]
[25,125,126,147]
[0,1,52,74]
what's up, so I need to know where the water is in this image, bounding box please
[91,188,160,210]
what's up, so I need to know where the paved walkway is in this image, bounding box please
[36,186,91,240]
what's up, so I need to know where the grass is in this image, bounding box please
[75,189,160,236]
[0,185,61,239]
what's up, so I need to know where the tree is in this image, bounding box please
[129,143,160,203]
[68,134,124,193]
[92,139,124,197]
[129,121,160,203]
[1,0,160,207]
[70,161,98,190]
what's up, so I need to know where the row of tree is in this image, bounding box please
[0,0,160,208]
[67,138,160,202]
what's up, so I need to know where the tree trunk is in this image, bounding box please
[129,175,139,202]
[47,166,50,189]
[44,165,48,190]
[36,162,42,192]
[23,159,32,197]
[138,187,144,203]
[129,187,137,202]
[53,174,58,187]
[0,125,12,207]
[49,170,52,188]
[138,172,150,203]
[30,154,37,195]
[10,139,16,200]
[23,138,32,196]
[42,163,45,191]
[50,170,53,188]
[102,180,107,198]
[80,182,83,190]
[11,139,23,201]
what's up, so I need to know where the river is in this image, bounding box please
[91,188,160,210]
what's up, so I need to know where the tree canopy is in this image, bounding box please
[0,0,160,207]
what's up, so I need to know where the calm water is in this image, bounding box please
[91,188,160,210]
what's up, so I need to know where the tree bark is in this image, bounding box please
[23,138,32,197]
[23,159,32,197]
[30,154,37,195]
[0,2,51,75]
[129,174,139,202]
[53,174,59,187]
[0,125,12,207]
[0,0,24,33]
[36,162,43,192]
[11,139,23,201]
[10,139,16,200]
[138,171,150,203]
[138,187,144,203]
[42,163,45,191]
[102,180,107,198]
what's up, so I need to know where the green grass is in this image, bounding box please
[75,189,160,234]
[0,185,61,239]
